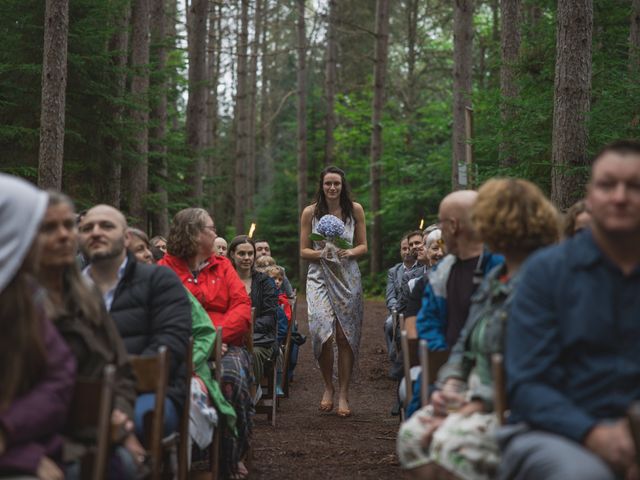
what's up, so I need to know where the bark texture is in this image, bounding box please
[324,0,337,166]
[452,0,474,190]
[499,0,521,167]
[369,0,390,275]
[128,0,150,228]
[297,0,308,285]
[234,0,250,234]
[149,0,169,235]
[550,0,593,209]
[186,0,208,202]
[38,0,69,191]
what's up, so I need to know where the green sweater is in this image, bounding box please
[187,290,237,436]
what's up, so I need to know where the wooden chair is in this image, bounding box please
[67,364,116,480]
[400,331,449,418]
[281,293,298,399]
[248,306,278,426]
[491,353,508,425]
[166,337,193,480]
[129,346,169,480]
[192,327,223,480]
[390,308,398,344]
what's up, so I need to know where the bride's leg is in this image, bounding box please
[318,337,335,409]
[336,323,354,413]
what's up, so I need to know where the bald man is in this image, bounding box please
[405,191,503,417]
[79,205,191,441]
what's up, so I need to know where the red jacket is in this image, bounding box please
[159,253,251,346]
[278,292,292,323]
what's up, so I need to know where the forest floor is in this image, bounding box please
[250,298,409,479]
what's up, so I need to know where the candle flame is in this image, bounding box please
[419,218,425,230]
[248,223,256,238]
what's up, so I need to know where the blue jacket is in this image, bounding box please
[407,249,503,417]
[506,229,640,442]
[416,250,504,351]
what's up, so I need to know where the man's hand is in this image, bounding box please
[585,420,635,474]
[111,408,134,434]
[37,456,64,480]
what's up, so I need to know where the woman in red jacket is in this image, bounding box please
[159,208,253,479]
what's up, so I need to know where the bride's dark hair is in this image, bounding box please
[313,166,354,224]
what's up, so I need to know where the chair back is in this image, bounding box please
[418,341,449,407]
[492,353,508,425]
[67,364,116,480]
[400,331,417,409]
[177,337,194,480]
[245,307,256,354]
[391,308,398,343]
[281,295,297,398]
[129,346,169,480]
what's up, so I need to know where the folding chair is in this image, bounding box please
[250,307,278,426]
[129,346,169,480]
[67,364,116,480]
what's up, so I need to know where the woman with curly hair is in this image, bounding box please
[158,208,253,479]
[398,178,561,480]
[300,166,368,418]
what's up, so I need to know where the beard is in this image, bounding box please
[83,237,126,263]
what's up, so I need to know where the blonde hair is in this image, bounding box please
[255,255,276,272]
[265,265,284,280]
[473,178,560,254]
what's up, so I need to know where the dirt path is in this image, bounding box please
[250,298,408,479]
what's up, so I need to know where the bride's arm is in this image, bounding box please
[300,206,323,262]
[338,203,368,259]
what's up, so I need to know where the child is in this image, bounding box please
[254,255,276,273]
[265,265,291,323]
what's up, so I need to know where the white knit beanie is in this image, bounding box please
[0,174,48,292]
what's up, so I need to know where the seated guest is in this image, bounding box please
[127,228,154,265]
[384,235,419,353]
[255,255,276,273]
[397,179,560,479]
[406,191,503,418]
[228,236,279,386]
[150,235,167,254]
[563,199,591,238]
[500,140,640,480]
[255,239,295,298]
[78,205,191,441]
[158,208,252,479]
[214,236,228,256]
[0,175,76,479]
[38,192,143,478]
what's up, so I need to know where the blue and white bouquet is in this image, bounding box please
[310,214,353,249]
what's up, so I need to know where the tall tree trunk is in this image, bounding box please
[452,0,474,190]
[38,0,69,191]
[631,0,640,72]
[103,1,130,208]
[404,0,418,150]
[149,0,169,235]
[499,0,521,167]
[128,0,150,228]
[234,0,250,234]
[206,1,222,215]
[246,0,263,211]
[324,0,337,166]
[258,8,272,195]
[550,0,592,209]
[369,0,390,276]
[186,0,208,202]
[296,0,309,285]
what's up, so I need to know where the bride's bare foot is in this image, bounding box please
[337,396,352,417]
[319,388,334,412]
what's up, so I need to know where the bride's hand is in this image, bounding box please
[337,249,355,259]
